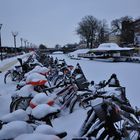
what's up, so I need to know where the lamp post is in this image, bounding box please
[0,24,3,61]
[20,38,23,52]
[20,38,23,47]
[24,39,27,52]
[12,31,18,55]
[30,43,32,51]
[27,41,30,52]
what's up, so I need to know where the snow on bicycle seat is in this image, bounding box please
[31,104,60,119]
[29,93,55,109]
[25,66,49,77]
[26,73,48,86]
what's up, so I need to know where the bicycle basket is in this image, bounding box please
[75,74,89,90]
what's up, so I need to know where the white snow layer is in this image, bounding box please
[0,121,33,139]
[25,65,49,76]
[0,109,29,123]
[34,124,58,135]
[92,43,134,51]
[31,104,59,119]
[30,93,52,105]
[15,133,60,140]
[26,72,47,83]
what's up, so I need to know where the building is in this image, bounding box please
[76,43,87,49]
[133,19,140,47]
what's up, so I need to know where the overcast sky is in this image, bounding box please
[0,0,140,48]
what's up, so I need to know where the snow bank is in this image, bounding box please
[0,53,29,67]
[52,51,63,54]
[0,121,33,139]
[0,109,29,123]
[15,133,60,140]
[69,49,90,58]
[34,124,58,135]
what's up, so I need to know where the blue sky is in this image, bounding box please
[0,0,140,48]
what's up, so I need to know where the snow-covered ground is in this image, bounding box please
[68,48,90,58]
[0,53,30,117]
[0,51,140,139]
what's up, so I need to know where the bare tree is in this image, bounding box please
[76,15,99,48]
[97,20,109,45]
[111,16,134,45]
[111,19,122,35]
[111,16,133,34]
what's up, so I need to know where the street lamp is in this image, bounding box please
[12,31,18,55]
[20,38,23,52]
[30,43,32,50]
[0,24,3,61]
[20,38,23,47]
[24,39,27,52]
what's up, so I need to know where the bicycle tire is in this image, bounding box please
[4,71,11,84]
[79,108,98,137]
[10,97,32,112]
[70,92,93,113]
[10,98,18,112]
[10,97,24,112]
[4,71,21,84]
[69,96,78,113]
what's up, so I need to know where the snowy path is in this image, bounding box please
[0,54,28,72]
[0,53,30,117]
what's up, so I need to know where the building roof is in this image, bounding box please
[90,43,134,52]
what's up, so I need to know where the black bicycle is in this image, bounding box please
[78,91,140,140]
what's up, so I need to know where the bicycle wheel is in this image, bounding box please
[15,72,24,82]
[86,120,123,139]
[4,70,20,84]
[79,107,99,137]
[10,97,18,112]
[70,92,92,113]
[4,71,12,84]
[10,97,32,112]
[85,111,138,139]
[69,96,78,113]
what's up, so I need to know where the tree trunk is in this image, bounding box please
[86,39,90,48]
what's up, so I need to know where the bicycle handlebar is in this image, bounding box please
[120,105,140,117]
[83,94,140,117]
[41,82,66,92]
[83,94,127,104]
